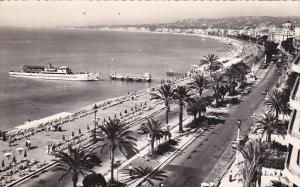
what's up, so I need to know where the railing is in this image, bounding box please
[291,76,300,101]
[288,110,296,132]
[288,129,300,140]
[287,163,300,177]
[292,53,300,65]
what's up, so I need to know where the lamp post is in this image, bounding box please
[93,105,98,143]
[236,119,241,164]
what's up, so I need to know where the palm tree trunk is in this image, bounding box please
[194,114,197,121]
[276,110,279,120]
[268,133,272,143]
[179,103,183,133]
[111,148,115,182]
[165,107,169,124]
[151,139,155,154]
[72,173,78,187]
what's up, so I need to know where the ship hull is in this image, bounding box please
[9,72,101,81]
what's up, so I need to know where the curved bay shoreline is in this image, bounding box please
[7,29,254,134]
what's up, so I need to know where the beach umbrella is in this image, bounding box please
[17,147,24,154]
[1,160,5,168]
[4,152,12,159]
[23,150,27,158]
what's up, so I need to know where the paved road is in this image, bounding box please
[161,64,279,187]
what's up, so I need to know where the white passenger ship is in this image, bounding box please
[9,64,101,81]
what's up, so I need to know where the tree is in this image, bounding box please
[139,118,164,154]
[211,72,224,105]
[281,38,295,54]
[188,74,208,97]
[264,90,291,120]
[238,139,266,187]
[123,166,167,187]
[151,84,174,124]
[187,97,207,121]
[225,62,250,88]
[200,54,223,76]
[256,112,280,143]
[173,86,192,132]
[54,145,100,187]
[97,119,138,182]
[264,41,278,64]
[82,173,107,187]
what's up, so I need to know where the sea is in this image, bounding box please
[0,27,232,130]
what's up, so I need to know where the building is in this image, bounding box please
[294,27,300,52]
[274,21,295,43]
[284,54,300,187]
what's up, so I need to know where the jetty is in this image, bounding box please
[166,70,186,77]
[110,72,151,82]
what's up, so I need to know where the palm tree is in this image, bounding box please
[238,139,265,187]
[54,145,99,187]
[211,72,224,105]
[187,97,207,121]
[264,90,291,119]
[97,119,138,182]
[200,54,223,76]
[123,166,167,187]
[151,84,174,124]
[256,112,280,143]
[173,86,192,132]
[139,118,164,154]
[188,74,208,97]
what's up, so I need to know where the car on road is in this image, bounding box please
[262,88,269,95]
[137,128,147,134]
[260,64,268,69]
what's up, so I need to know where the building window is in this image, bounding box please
[287,144,293,166]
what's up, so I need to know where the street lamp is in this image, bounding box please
[93,105,98,143]
[236,119,241,164]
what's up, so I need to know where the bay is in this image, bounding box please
[0,27,231,130]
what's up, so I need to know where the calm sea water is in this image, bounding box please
[0,27,231,130]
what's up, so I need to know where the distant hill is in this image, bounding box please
[116,16,300,29]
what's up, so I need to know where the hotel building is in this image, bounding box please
[285,53,300,187]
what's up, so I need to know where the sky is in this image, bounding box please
[0,1,299,27]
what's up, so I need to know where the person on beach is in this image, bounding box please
[128,164,133,176]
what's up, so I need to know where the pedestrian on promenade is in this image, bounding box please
[229,170,233,182]
[129,164,133,176]
[26,138,31,149]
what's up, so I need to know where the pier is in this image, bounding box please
[110,72,151,82]
[166,71,186,77]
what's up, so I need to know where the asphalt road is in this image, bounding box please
[161,64,279,187]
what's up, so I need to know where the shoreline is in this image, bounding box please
[7,28,251,134]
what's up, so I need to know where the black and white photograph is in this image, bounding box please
[0,1,299,187]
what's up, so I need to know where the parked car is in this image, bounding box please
[260,64,268,69]
[137,129,147,134]
[262,88,269,95]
